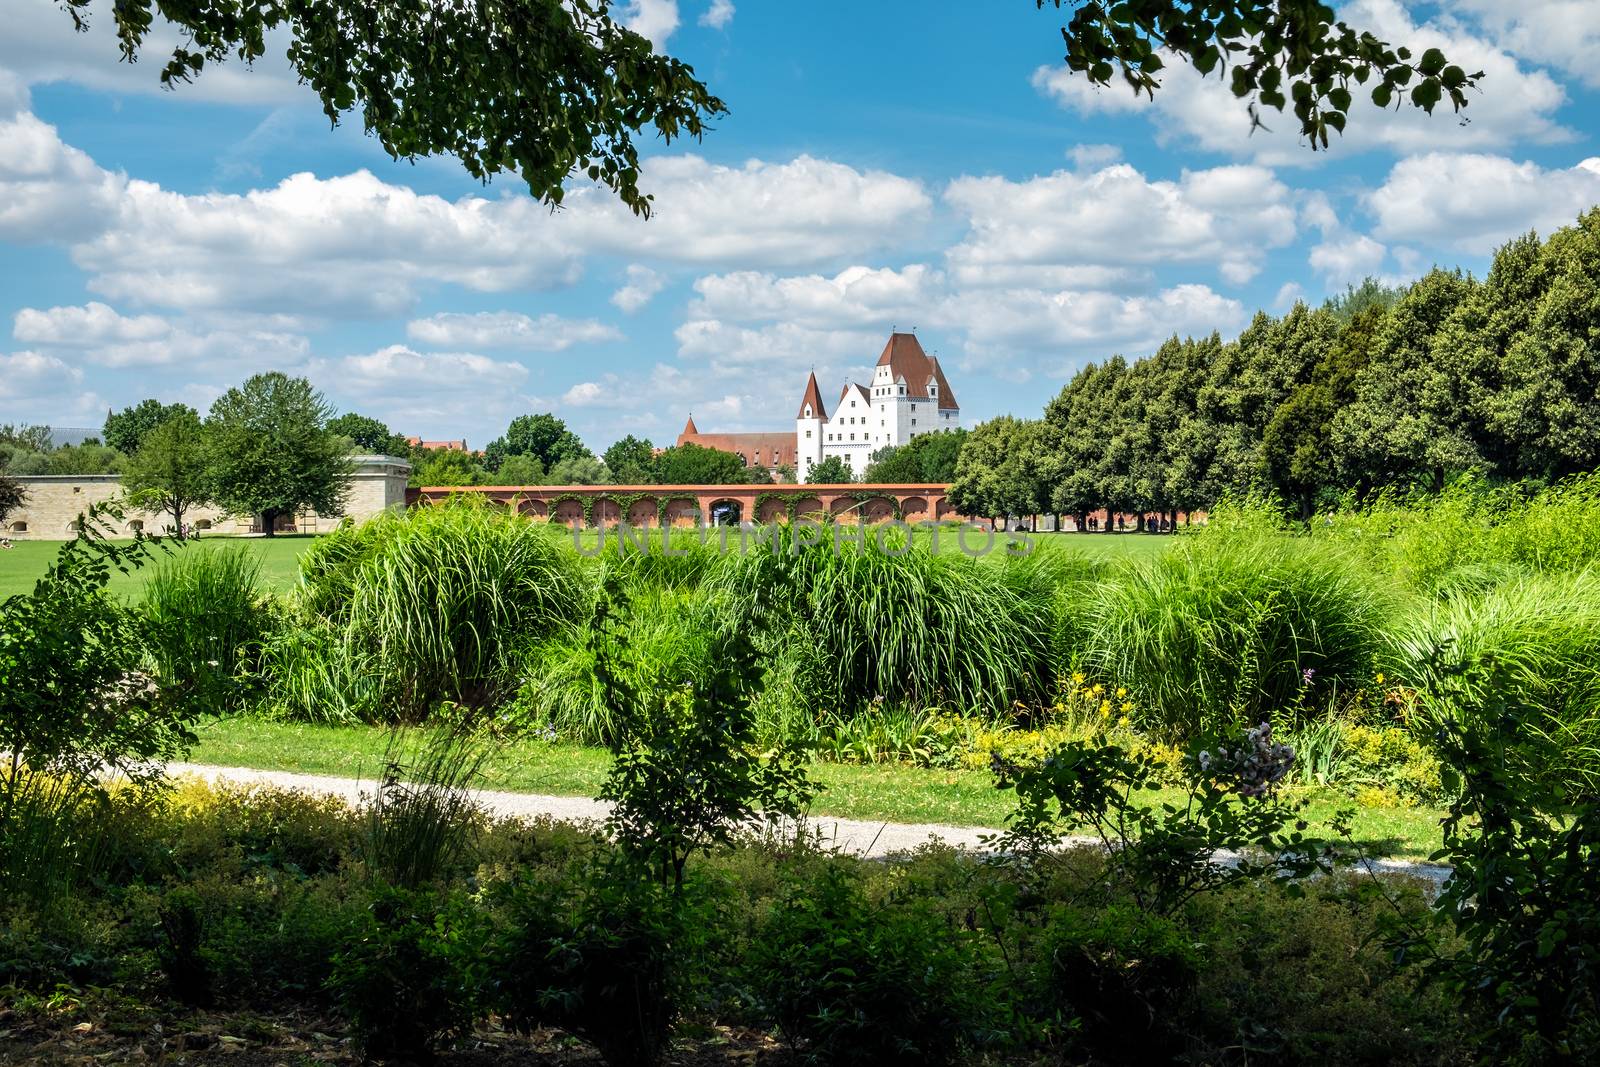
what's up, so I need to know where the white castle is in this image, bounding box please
[677,331,961,483]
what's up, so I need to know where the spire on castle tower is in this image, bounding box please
[795,371,828,420]
[682,414,699,436]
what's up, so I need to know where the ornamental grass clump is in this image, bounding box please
[142,545,272,712]
[288,502,590,721]
[711,530,1055,714]
[1078,530,1396,738]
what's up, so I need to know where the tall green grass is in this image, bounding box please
[280,502,590,721]
[1078,531,1397,738]
[1392,570,1600,794]
[711,530,1057,716]
[362,725,489,888]
[142,546,272,709]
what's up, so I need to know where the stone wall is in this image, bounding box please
[1,455,412,540]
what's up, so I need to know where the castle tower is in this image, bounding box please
[794,371,827,483]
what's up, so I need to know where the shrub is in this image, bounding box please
[1034,903,1197,1062]
[289,502,590,721]
[747,863,979,1065]
[1079,530,1395,737]
[142,545,273,712]
[362,726,488,889]
[327,886,489,1061]
[711,531,1054,715]
[1393,570,1600,795]
[491,864,688,1067]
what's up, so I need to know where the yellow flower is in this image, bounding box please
[1091,683,1104,696]
[1376,672,1386,684]
[1071,671,1085,685]
[1099,700,1111,716]
[1117,716,1130,728]
[1116,687,1127,698]
[1120,701,1133,713]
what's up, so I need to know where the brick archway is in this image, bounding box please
[626,497,657,527]
[900,496,928,521]
[755,495,788,523]
[552,499,585,526]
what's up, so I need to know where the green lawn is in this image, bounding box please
[190,718,1445,859]
[0,536,316,600]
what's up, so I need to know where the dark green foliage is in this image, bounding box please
[64,0,725,217]
[142,546,273,712]
[362,727,488,889]
[485,412,591,472]
[492,864,687,1067]
[327,886,489,1061]
[327,411,411,456]
[1043,0,1480,149]
[747,863,977,1065]
[0,469,23,523]
[205,372,352,537]
[863,427,967,483]
[603,434,656,484]
[650,440,750,484]
[103,398,197,455]
[1035,904,1196,1062]
[0,503,187,899]
[122,409,212,533]
[595,583,813,888]
[805,453,854,484]
[948,416,1047,522]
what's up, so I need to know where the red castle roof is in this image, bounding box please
[875,332,959,410]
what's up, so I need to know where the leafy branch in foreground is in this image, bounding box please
[60,0,726,216]
[1042,0,1483,148]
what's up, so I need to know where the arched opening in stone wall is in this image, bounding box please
[626,498,658,527]
[552,499,585,527]
[707,499,742,526]
[755,496,787,524]
[900,496,928,521]
[793,496,824,522]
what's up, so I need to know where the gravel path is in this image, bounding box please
[167,762,1452,884]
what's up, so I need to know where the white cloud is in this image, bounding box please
[610,265,666,313]
[1455,0,1600,89]
[1309,233,1388,283]
[563,154,932,269]
[620,0,680,48]
[1367,153,1600,250]
[947,283,1246,358]
[12,301,310,368]
[0,78,125,243]
[1032,0,1572,163]
[406,311,622,350]
[944,163,1296,285]
[310,344,535,431]
[1274,282,1306,309]
[0,349,100,421]
[561,381,607,406]
[699,0,735,30]
[689,265,940,328]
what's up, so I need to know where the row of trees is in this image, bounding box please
[0,375,353,536]
[950,209,1600,525]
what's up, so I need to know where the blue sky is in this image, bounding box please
[3,0,1599,451]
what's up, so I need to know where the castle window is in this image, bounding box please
[8,521,26,533]
[912,419,917,426]
[804,405,812,417]
[805,430,812,438]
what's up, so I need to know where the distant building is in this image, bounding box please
[405,436,468,451]
[677,331,960,482]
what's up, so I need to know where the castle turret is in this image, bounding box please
[794,372,827,482]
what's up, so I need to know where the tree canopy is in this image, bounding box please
[651,442,749,485]
[122,410,212,534]
[863,429,968,484]
[206,373,351,536]
[806,455,854,485]
[65,0,725,216]
[603,435,656,484]
[328,412,411,457]
[103,399,196,455]
[486,414,592,472]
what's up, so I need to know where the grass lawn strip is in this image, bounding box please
[191,718,1449,860]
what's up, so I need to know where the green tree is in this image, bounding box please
[413,450,489,487]
[496,453,546,486]
[122,410,212,534]
[0,472,23,525]
[546,455,611,486]
[328,412,411,456]
[45,443,126,475]
[65,0,724,217]
[805,454,855,485]
[103,399,196,455]
[948,416,1046,527]
[205,373,352,537]
[652,442,748,485]
[486,414,592,472]
[864,431,969,484]
[603,435,655,484]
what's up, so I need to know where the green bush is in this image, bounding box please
[1034,903,1197,1063]
[1079,530,1395,736]
[712,532,1055,715]
[287,502,591,721]
[1393,570,1600,795]
[142,545,273,711]
[748,863,980,1066]
[327,886,488,1061]
[491,865,688,1067]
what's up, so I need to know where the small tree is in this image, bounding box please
[122,410,211,534]
[0,471,23,525]
[807,454,854,484]
[103,399,196,455]
[603,434,655,484]
[328,411,411,456]
[650,442,746,485]
[206,373,351,537]
[485,413,590,472]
